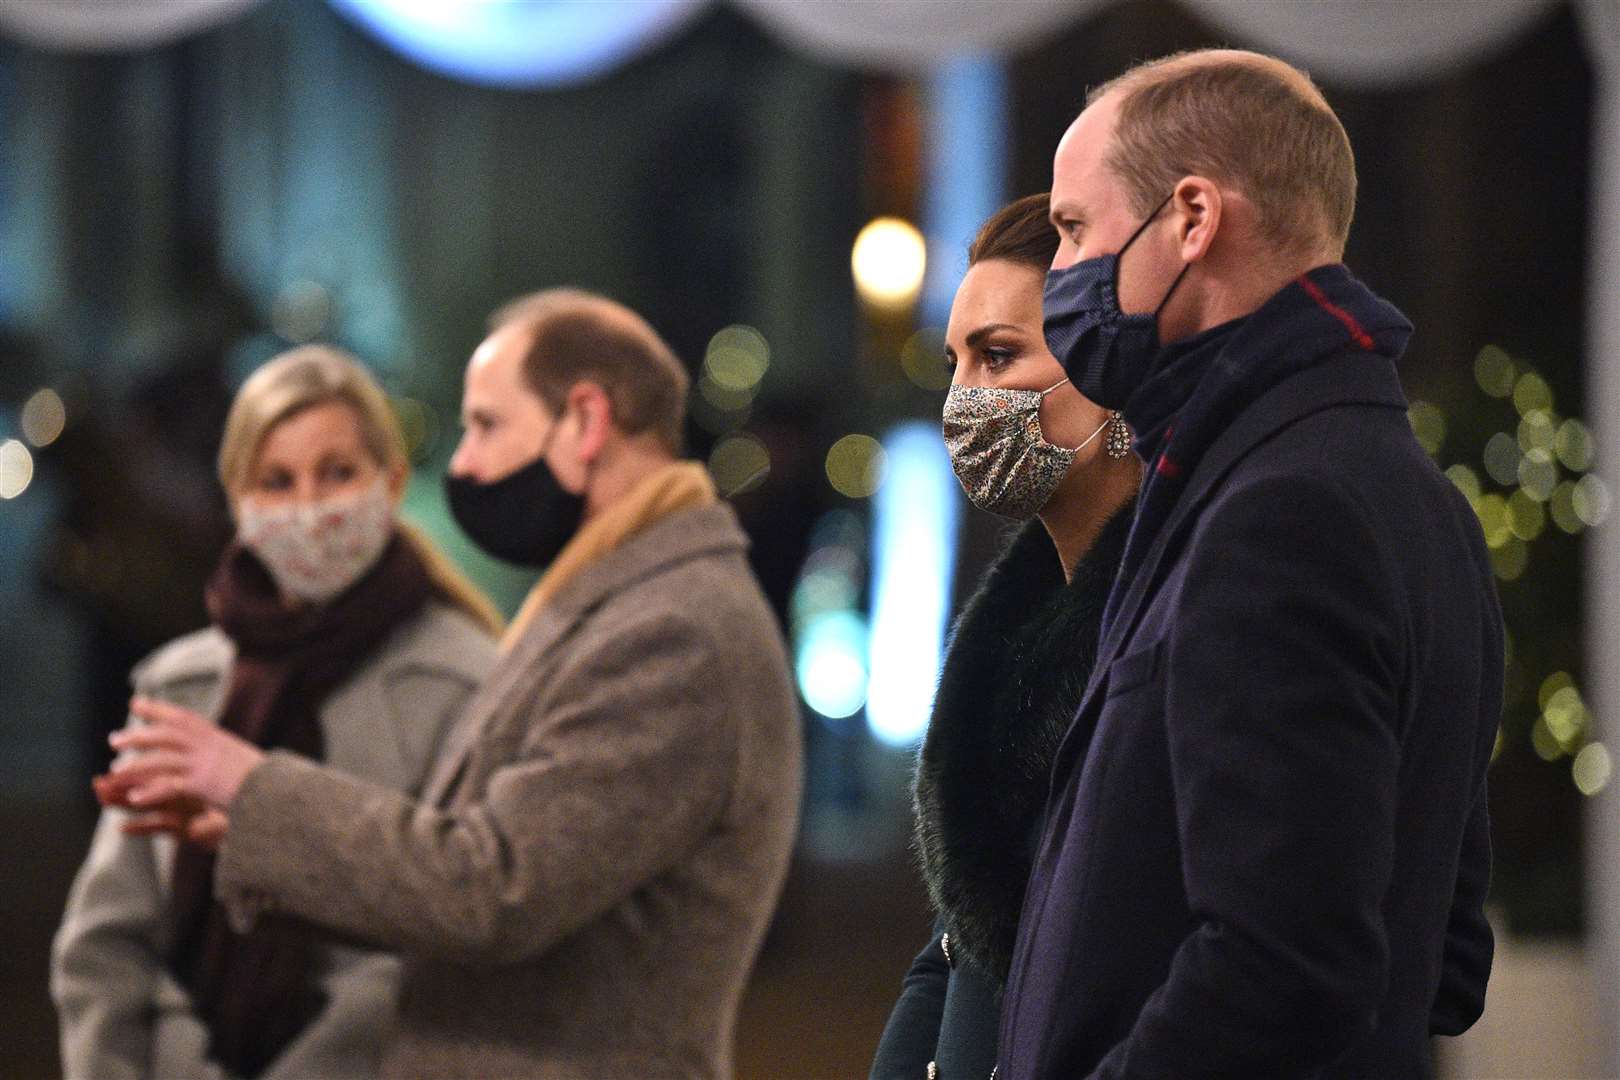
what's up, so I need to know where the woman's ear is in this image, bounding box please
[1173,176,1222,263]
[385,460,409,506]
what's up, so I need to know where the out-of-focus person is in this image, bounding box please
[996,49,1502,1078]
[105,289,804,1079]
[52,346,501,1079]
[869,193,1139,1080]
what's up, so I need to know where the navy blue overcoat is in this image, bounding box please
[998,345,1502,1079]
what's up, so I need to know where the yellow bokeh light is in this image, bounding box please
[708,433,771,497]
[1516,410,1556,455]
[1490,536,1529,581]
[1507,489,1545,541]
[698,374,754,414]
[851,217,927,310]
[1573,474,1611,527]
[21,388,66,448]
[1512,371,1553,417]
[1555,418,1595,473]
[902,327,952,391]
[1445,464,1481,502]
[1517,449,1558,503]
[1549,480,1584,534]
[1531,715,1564,761]
[0,439,34,499]
[1543,685,1587,748]
[825,433,886,499]
[1474,493,1511,548]
[1407,401,1445,457]
[1474,345,1515,398]
[1574,743,1612,797]
[704,326,770,393]
[1539,670,1575,711]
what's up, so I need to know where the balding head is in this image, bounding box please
[489,287,690,454]
[1086,48,1356,260]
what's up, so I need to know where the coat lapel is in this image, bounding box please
[1050,355,1409,778]
[421,503,751,806]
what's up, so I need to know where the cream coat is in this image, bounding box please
[213,503,802,1079]
[52,601,496,1080]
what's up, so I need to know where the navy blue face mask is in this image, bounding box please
[1042,192,1190,411]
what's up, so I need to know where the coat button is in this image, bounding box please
[940,931,955,968]
[926,1063,937,1080]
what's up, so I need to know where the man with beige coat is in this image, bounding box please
[110,289,804,1078]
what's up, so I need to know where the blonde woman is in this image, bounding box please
[52,347,500,1080]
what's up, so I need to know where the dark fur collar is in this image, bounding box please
[912,504,1132,985]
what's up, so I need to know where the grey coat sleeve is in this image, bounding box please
[215,606,738,965]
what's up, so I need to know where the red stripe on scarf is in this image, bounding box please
[1298,275,1375,351]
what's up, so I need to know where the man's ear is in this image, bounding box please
[568,381,614,467]
[1173,176,1223,263]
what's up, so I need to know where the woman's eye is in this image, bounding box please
[323,462,357,484]
[942,353,957,373]
[255,472,292,492]
[984,347,1017,369]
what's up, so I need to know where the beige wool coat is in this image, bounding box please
[213,502,803,1079]
[52,600,497,1080]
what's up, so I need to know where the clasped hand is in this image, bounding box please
[96,697,267,848]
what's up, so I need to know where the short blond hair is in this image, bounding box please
[490,288,689,455]
[219,345,502,636]
[1090,49,1356,259]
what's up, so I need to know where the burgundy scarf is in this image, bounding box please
[166,533,430,1077]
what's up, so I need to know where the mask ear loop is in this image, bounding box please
[1036,378,1110,453]
[1071,414,1113,453]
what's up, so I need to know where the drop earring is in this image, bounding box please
[1104,411,1133,459]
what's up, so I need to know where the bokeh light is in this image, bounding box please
[1507,489,1545,541]
[1517,449,1558,502]
[1446,463,1482,501]
[1482,432,1521,486]
[1407,400,1445,456]
[393,396,440,463]
[1475,492,1511,548]
[1549,481,1584,534]
[1512,371,1553,417]
[825,434,886,498]
[0,439,34,499]
[708,432,771,496]
[270,279,334,343]
[1573,474,1611,527]
[1490,535,1529,581]
[703,325,770,393]
[851,217,927,310]
[1516,409,1556,455]
[795,610,869,720]
[1474,344,1515,397]
[1574,743,1613,797]
[1543,685,1588,749]
[1555,418,1595,473]
[901,327,952,391]
[20,388,66,448]
[1531,715,1564,761]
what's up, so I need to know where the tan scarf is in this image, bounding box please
[501,460,717,651]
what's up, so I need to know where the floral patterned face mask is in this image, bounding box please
[237,476,394,603]
[942,378,1111,520]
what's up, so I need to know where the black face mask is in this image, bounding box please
[444,433,585,568]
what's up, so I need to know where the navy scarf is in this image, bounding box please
[1102,263,1414,636]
